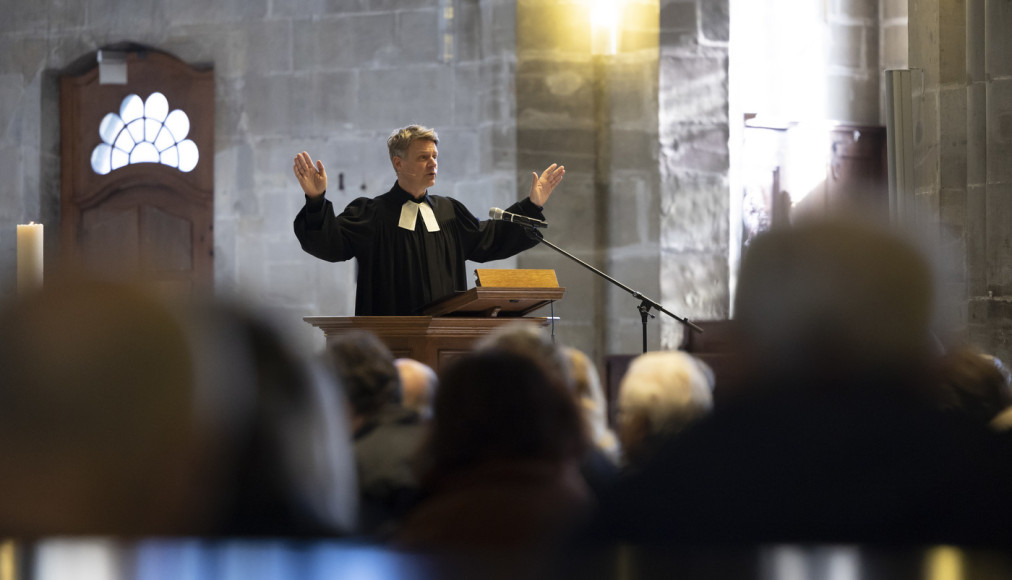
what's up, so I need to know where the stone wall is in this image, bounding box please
[908,0,1012,363]
[515,0,730,359]
[731,0,878,125]
[967,0,1012,361]
[2,0,734,365]
[0,0,520,351]
[516,0,666,360]
[827,0,881,125]
[881,0,909,120]
[658,0,730,349]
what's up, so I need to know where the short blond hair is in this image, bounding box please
[619,351,714,439]
[387,125,439,162]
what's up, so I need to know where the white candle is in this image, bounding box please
[17,222,43,295]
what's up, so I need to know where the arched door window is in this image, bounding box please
[91,92,200,175]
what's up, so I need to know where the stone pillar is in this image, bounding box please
[881,0,909,122]
[827,0,880,125]
[600,1,664,354]
[937,0,969,336]
[969,0,1012,359]
[965,0,986,301]
[658,0,730,349]
[516,0,662,360]
[908,0,1012,362]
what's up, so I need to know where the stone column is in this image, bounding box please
[658,0,730,349]
[969,0,1012,359]
[516,0,662,359]
[908,0,1012,362]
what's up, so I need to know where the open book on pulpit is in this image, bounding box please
[420,269,565,317]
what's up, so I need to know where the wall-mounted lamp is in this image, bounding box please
[590,0,623,56]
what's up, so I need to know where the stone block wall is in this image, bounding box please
[516,0,665,360]
[515,0,731,360]
[880,0,909,107]
[973,0,1012,361]
[827,0,880,125]
[731,0,879,125]
[658,0,730,349]
[0,0,520,352]
[514,0,600,361]
[909,0,1012,364]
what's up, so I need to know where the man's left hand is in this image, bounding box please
[528,163,566,207]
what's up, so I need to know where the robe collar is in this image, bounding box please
[392,182,440,232]
[391,181,431,205]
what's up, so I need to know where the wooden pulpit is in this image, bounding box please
[304,269,565,371]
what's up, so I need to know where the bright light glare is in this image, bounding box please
[733,0,828,121]
[926,547,965,580]
[590,0,622,55]
[784,123,832,206]
[33,540,120,580]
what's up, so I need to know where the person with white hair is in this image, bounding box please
[565,347,621,465]
[395,357,438,420]
[616,351,714,468]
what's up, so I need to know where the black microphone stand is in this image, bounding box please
[522,227,702,354]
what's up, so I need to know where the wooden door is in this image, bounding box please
[826,125,888,218]
[60,48,214,294]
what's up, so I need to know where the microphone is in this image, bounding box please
[489,207,548,229]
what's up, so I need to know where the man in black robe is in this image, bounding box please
[293,125,565,316]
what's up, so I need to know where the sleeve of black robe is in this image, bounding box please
[295,192,549,315]
[293,193,375,263]
[296,193,548,264]
[455,197,547,262]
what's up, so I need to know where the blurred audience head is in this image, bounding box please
[937,345,1012,426]
[196,299,358,536]
[565,347,620,464]
[420,349,588,482]
[395,358,438,420]
[0,277,209,535]
[617,351,714,467]
[0,276,356,536]
[474,321,571,389]
[324,330,400,420]
[734,219,936,393]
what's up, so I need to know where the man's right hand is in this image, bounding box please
[294,151,327,197]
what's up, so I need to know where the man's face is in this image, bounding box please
[394,139,438,195]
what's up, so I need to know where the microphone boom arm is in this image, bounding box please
[524,229,702,353]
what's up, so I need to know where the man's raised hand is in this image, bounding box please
[294,151,327,198]
[528,163,565,208]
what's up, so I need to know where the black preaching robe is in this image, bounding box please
[294,182,545,316]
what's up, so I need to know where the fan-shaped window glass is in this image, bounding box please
[120,94,143,123]
[164,110,190,141]
[144,92,168,122]
[91,144,112,175]
[98,113,123,144]
[91,92,199,175]
[160,147,179,168]
[177,141,198,172]
[131,142,160,164]
[127,118,145,142]
[112,149,129,171]
[144,119,161,141]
